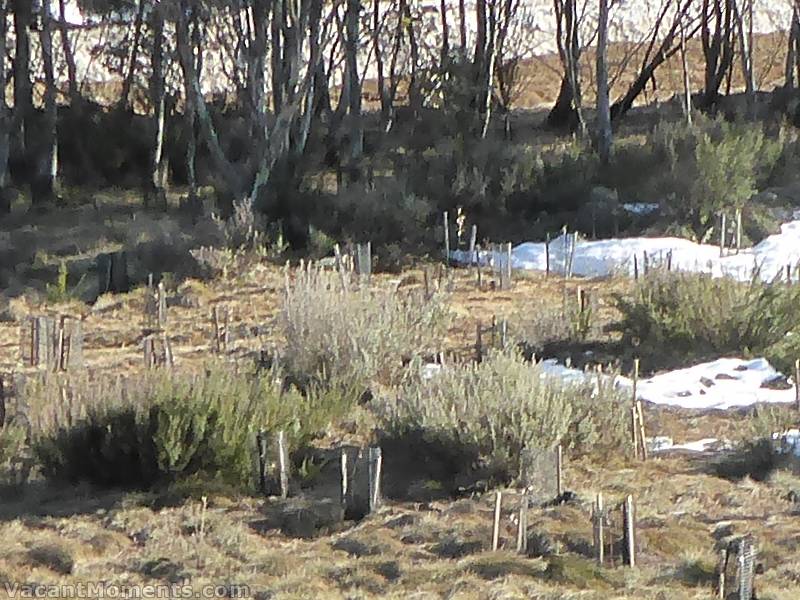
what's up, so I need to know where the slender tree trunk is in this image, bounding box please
[343,0,363,180]
[0,0,10,214]
[733,0,755,118]
[596,0,612,164]
[33,0,59,206]
[458,0,467,53]
[146,3,167,208]
[57,0,79,105]
[373,0,389,122]
[404,1,421,114]
[271,0,284,112]
[440,0,450,69]
[12,0,33,168]
[785,7,799,89]
[119,0,146,111]
[480,0,497,138]
[680,20,693,124]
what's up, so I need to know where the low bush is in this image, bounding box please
[280,267,451,391]
[611,271,800,373]
[28,363,355,490]
[375,349,630,480]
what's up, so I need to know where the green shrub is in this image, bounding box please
[611,271,800,373]
[375,349,630,477]
[280,267,451,390]
[29,363,355,490]
[648,116,782,237]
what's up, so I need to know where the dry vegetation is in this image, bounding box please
[1,194,800,598]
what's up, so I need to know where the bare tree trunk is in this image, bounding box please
[0,0,11,214]
[480,0,497,138]
[146,3,167,209]
[458,0,467,53]
[33,0,59,206]
[701,0,735,108]
[119,0,146,111]
[404,0,421,114]
[343,0,363,180]
[12,0,33,168]
[57,0,79,105]
[596,0,612,164]
[373,0,389,122]
[440,0,450,68]
[680,20,693,124]
[548,0,585,134]
[733,0,755,118]
[785,6,799,88]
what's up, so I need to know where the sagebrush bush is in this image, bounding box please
[376,349,630,477]
[28,363,355,489]
[612,271,800,373]
[280,267,451,390]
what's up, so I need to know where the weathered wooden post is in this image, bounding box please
[469,225,478,264]
[720,213,727,258]
[368,447,382,512]
[516,493,528,554]
[623,495,636,567]
[443,211,450,266]
[475,321,483,363]
[633,254,639,280]
[492,491,503,551]
[593,493,605,565]
[505,242,513,289]
[545,232,551,278]
[556,445,563,497]
[476,245,483,290]
[0,374,5,429]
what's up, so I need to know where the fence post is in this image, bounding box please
[556,444,563,497]
[443,211,450,266]
[545,232,550,278]
[720,213,727,257]
[593,493,605,565]
[623,494,636,567]
[492,491,503,551]
[368,447,382,512]
[516,493,528,554]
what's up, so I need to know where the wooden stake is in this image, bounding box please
[545,232,550,278]
[594,493,605,565]
[368,447,382,512]
[633,254,639,281]
[556,444,563,497]
[443,211,450,266]
[636,400,648,461]
[492,491,503,551]
[516,494,528,554]
[476,321,483,363]
[720,213,726,257]
[278,430,289,499]
[735,208,742,255]
[0,374,5,429]
[505,242,513,289]
[476,245,483,290]
[469,224,478,262]
[624,494,636,567]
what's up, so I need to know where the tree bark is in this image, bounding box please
[0,0,10,214]
[146,2,167,209]
[33,0,59,206]
[785,6,799,89]
[57,0,79,105]
[119,0,145,111]
[596,0,612,164]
